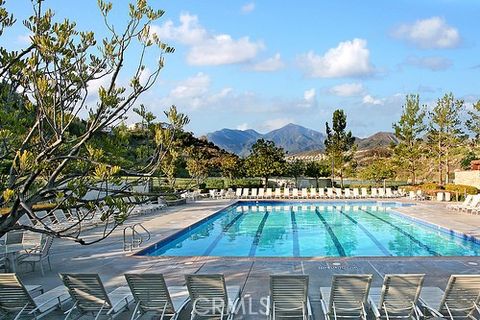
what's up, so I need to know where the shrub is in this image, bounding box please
[227,178,263,188]
[445,184,478,195]
[205,178,225,190]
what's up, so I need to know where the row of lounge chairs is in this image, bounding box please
[447,194,480,214]
[14,196,167,232]
[2,273,478,320]
[234,187,402,199]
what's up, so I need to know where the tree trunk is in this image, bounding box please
[264,176,269,188]
[315,177,319,188]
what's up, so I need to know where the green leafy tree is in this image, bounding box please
[245,139,285,187]
[358,158,396,186]
[219,154,242,181]
[0,0,187,243]
[185,147,211,188]
[466,100,480,145]
[285,159,305,186]
[324,109,355,187]
[427,93,464,185]
[392,94,426,184]
[304,160,330,187]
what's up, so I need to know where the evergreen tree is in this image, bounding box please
[392,94,426,184]
[324,110,355,187]
[427,93,464,185]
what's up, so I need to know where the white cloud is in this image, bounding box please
[241,2,255,13]
[261,118,293,131]
[297,39,375,78]
[303,88,316,103]
[16,33,32,45]
[362,94,384,105]
[236,123,250,130]
[393,17,461,49]
[329,83,364,96]
[404,56,453,71]
[152,13,264,66]
[250,53,285,72]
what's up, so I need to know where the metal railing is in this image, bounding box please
[123,223,151,251]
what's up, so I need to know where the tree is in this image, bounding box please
[219,154,241,181]
[392,94,426,184]
[245,139,285,187]
[0,0,186,244]
[285,159,305,186]
[427,93,464,185]
[324,110,355,188]
[466,100,480,145]
[185,147,211,188]
[304,160,330,187]
[358,158,396,186]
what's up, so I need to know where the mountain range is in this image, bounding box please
[206,123,397,156]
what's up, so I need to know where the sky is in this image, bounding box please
[2,0,480,137]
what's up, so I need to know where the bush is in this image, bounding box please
[445,184,478,195]
[227,178,263,189]
[205,178,224,190]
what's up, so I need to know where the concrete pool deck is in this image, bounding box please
[14,199,480,319]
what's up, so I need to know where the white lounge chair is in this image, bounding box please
[250,188,258,199]
[267,275,312,319]
[326,188,335,199]
[242,188,249,199]
[353,188,360,199]
[0,273,70,319]
[385,188,395,198]
[371,188,379,198]
[309,188,318,199]
[318,188,326,198]
[61,273,133,319]
[258,188,265,199]
[320,274,373,320]
[125,273,189,320]
[419,275,480,320]
[185,274,241,320]
[335,188,343,198]
[378,188,386,198]
[283,188,290,199]
[18,236,54,276]
[292,188,299,199]
[344,189,352,199]
[369,274,425,320]
[274,188,282,199]
[235,188,242,198]
[463,195,480,214]
[265,188,273,199]
[361,188,369,198]
[301,188,309,199]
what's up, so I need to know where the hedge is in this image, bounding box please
[444,184,478,195]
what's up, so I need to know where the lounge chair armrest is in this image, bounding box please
[418,298,443,317]
[265,296,270,316]
[368,297,381,319]
[320,298,329,317]
[29,293,69,314]
[106,295,131,315]
[307,297,313,317]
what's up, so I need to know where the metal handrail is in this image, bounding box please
[122,223,150,251]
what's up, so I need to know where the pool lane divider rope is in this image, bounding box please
[314,208,347,257]
[290,208,300,257]
[359,208,440,256]
[203,207,248,255]
[248,209,270,256]
[333,206,392,256]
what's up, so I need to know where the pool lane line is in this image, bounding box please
[290,208,300,257]
[248,210,270,257]
[203,208,247,255]
[314,208,347,257]
[359,208,440,256]
[333,206,392,256]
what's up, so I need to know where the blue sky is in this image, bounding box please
[2,0,480,137]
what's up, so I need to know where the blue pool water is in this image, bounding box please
[138,201,480,257]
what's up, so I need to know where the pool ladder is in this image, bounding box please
[123,223,151,251]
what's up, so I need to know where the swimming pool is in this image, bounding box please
[138,201,480,257]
